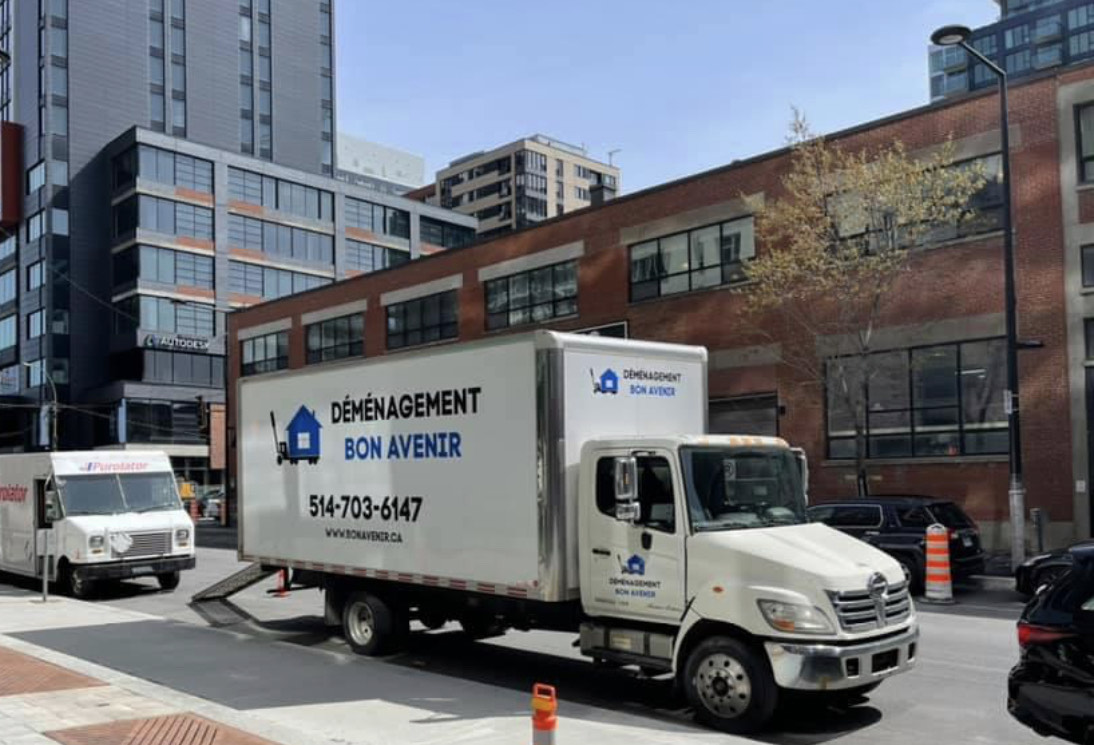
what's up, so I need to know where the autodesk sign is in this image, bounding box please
[143,333,210,352]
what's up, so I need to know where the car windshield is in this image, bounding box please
[57,473,181,516]
[682,446,806,532]
[927,502,973,528]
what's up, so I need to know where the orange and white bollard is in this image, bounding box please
[923,523,954,604]
[275,569,288,599]
[531,683,557,745]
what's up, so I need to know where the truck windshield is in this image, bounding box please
[57,473,181,516]
[682,447,806,532]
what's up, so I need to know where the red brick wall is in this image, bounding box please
[226,69,1078,526]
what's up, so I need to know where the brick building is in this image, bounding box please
[227,62,1094,551]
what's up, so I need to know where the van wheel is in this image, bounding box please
[343,591,405,655]
[63,565,95,600]
[683,636,777,735]
[897,556,924,596]
[157,571,180,591]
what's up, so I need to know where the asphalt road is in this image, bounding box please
[4,546,1040,744]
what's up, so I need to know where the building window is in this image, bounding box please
[25,359,43,388]
[119,145,212,193]
[1032,42,1062,68]
[1005,49,1031,73]
[485,260,577,331]
[26,161,45,194]
[344,197,411,238]
[826,339,1008,459]
[226,214,333,264]
[344,240,409,273]
[241,331,287,375]
[1084,245,1094,287]
[115,245,214,289]
[116,295,214,336]
[228,261,330,300]
[25,211,45,243]
[387,290,458,350]
[1071,29,1094,56]
[0,234,14,262]
[1087,319,1094,358]
[419,217,474,249]
[516,150,547,173]
[119,195,213,240]
[574,186,590,200]
[629,216,755,302]
[0,314,14,350]
[306,314,363,363]
[0,268,14,304]
[26,309,44,339]
[1078,103,1094,182]
[26,261,44,291]
[227,168,333,221]
[1071,3,1094,29]
[1005,25,1030,49]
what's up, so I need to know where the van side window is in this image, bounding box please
[896,507,932,528]
[636,456,675,533]
[595,457,616,517]
[829,505,882,528]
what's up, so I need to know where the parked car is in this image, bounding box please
[806,496,985,594]
[197,489,223,521]
[1008,544,1094,744]
[1016,540,1094,596]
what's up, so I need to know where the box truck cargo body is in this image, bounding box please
[236,331,917,734]
[0,451,195,597]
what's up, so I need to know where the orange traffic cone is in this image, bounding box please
[531,684,557,745]
[923,523,954,604]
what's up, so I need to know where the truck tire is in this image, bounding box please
[459,615,505,639]
[896,555,924,596]
[342,591,402,656]
[157,571,181,591]
[62,565,95,600]
[683,636,777,735]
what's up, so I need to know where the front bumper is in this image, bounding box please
[765,624,919,691]
[75,555,195,581]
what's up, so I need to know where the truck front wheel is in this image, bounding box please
[342,591,404,655]
[683,636,777,735]
[157,571,181,591]
[62,564,95,600]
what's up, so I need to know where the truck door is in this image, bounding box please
[585,451,686,623]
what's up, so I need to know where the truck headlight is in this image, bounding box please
[88,535,104,550]
[175,528,191,546]
[757,599,835,635]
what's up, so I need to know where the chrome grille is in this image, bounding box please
[828,581,912,632]
[112,531,171,559]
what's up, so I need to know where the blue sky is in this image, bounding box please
[335,1,999,191]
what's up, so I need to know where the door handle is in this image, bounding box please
[592,548,611,556]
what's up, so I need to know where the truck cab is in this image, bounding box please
[578,435,917,732]
[0,451,196,598]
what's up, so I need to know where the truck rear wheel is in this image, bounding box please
[683,636,777,735]
[342,591,404,655]
[157,571,180,591]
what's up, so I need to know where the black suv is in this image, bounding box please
[806,496,985,594]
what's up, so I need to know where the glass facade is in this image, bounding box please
[241,330,288,375]
[826,339,1009,459]
[305,313,363,363]
[629,217,755,301]
[485,260,577,330]
[386,290,458,350]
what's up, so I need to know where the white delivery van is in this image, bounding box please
[0,451,195,598]
[237,331,917,734]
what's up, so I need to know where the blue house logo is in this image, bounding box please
[271,406,321,465]
[619,554,646,576]
[591,368,619,395]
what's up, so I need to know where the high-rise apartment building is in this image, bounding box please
[0,0,475,493]
[434,135,620,237]
[335,133,425,195]
[929,0,1094,100]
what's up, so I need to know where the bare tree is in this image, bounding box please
[744,113,987,495]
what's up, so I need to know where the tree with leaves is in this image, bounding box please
[743,113,988,495]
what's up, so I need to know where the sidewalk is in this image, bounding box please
[0,593,323,745]
[0,588,733,745]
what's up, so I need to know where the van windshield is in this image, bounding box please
[682,447,806,532]
[57,473,181,516]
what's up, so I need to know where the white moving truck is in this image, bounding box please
[237,331,917,733]
[0,451,196,598]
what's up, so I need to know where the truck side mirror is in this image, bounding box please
[44,490,60,523]
[614,456,639,523]
[792,448,809,505]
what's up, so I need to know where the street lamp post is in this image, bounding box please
[932,25,1026,568]
[23,362,58,451]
